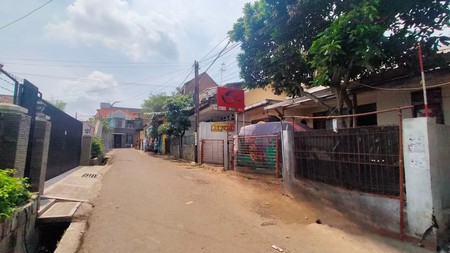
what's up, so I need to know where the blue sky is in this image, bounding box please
[0,0,249,120]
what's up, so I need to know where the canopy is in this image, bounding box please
[238,122,309,136]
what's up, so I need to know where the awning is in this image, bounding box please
[264,86,333,110]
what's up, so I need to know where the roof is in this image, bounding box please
[180,72,217,95]
[245,99,283,111]
[264,86,333,111]
[96,107,141,119]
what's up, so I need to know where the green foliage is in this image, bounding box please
[164,95,193,137]
[49,98,67,111]
[0,169,31,219]
[157,123,171,136]
[91,136,105,158]
[88,118,113,134]
[230,0,450,111]
[150,116,160,139]
[146,94,193,138]
[99,118,113,134]
[141,93,170,118]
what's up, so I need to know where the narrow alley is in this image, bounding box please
[78,149,429,253]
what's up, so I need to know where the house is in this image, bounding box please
[95,103,143,149]
[178,72,217,96]
[264,63,450,128]
[261,67,450,247]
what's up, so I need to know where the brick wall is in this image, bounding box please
[0,105,31,177]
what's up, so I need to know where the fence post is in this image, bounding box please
[0,104,31,177]
[29,111,51,194]
[80,135,92,166]
[233,136,238,170]
[282,128,295,185]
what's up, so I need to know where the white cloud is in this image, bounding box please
[61,71,119,102]
[59,71,121,119]
[44,0,180,61]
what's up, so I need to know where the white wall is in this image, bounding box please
[403,117,450,244]
[403,118,434,236]
[442,85,450,125]
[198,122,232,169]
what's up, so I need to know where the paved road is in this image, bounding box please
[78,149,428,253]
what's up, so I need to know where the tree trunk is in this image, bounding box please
[179,135,183,159]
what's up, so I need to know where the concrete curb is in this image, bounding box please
[54,221,87,253]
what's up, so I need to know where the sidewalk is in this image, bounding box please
[38,164,111,253]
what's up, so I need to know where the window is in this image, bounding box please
[115,119,124,128]
[356,103,377,126]
[411,88,444,124]
[313,111,328,129]
[126,121,135,129]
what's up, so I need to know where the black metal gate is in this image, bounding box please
[19,80,82,180]
[42,100,82,180]
[294,126,400,196]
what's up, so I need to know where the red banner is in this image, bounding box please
[217,87,245,112]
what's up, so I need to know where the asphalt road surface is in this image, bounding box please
[78,149,429,253]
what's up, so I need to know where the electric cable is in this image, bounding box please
[357,81,450,91]
[0,0,55,30]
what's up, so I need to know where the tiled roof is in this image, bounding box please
[96,107,140,119]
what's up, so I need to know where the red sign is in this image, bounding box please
[217,87,245,112]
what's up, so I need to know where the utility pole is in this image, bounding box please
[220,63,226,85]
[194,61,199,163]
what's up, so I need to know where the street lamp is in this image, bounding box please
[109,101,121,126]
[109,101,120,149]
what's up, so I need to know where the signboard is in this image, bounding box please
[217,87,245,112]
[211,122,235,132]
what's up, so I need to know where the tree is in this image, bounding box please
[164,94,193,138]
[141,93,170,118]
[230,0,450,115]
[49,98,66,111]
[309,0,450,115]
[164,94,193,158]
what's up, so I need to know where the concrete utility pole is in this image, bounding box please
[220,63,226,85]
[194,61,199,163]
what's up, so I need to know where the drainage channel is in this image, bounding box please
[37,222,70,253]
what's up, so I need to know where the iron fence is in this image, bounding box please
[294,126,400,196]
[235,135,279,176]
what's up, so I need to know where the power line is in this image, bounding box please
[0,57,192,65]
[10,72,180,87]
[200,41,231,77]
[0,77,15,85]
[0,0,55,30]
[357,81,450,91]
[0,62,191,69]
[199,36,230,62]
[0,85,14,93]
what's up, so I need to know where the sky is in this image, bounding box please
[0,0,250,120]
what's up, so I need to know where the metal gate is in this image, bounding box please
[294,126,400,196]
[201,139,224,166]
[235,135,280,177]
[19,79,82,180]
